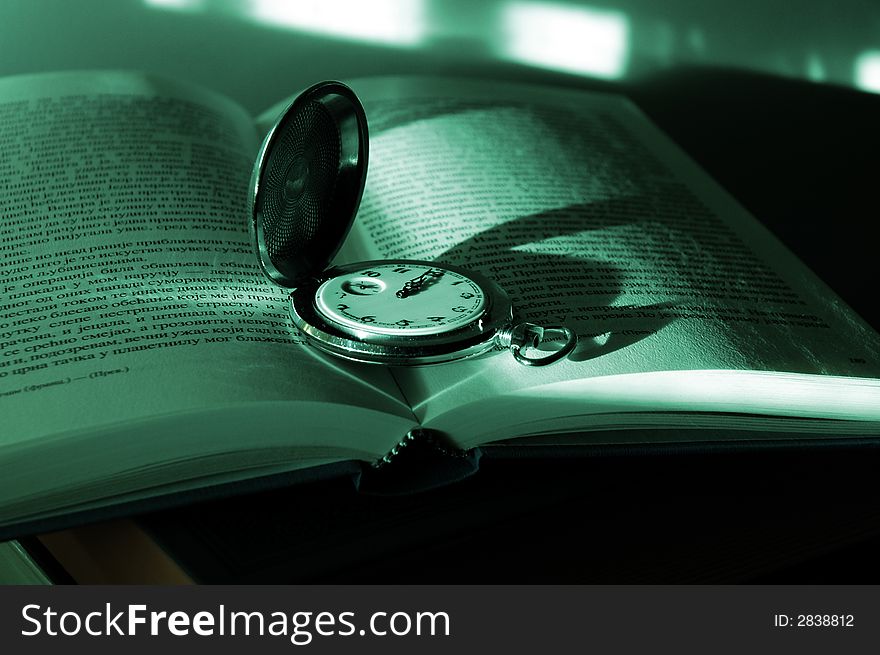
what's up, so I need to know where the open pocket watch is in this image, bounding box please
[249,81,577,366]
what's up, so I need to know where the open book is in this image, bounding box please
[2,71,879,537]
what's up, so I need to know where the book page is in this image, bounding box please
[0,72,412,457]
[341,77,880,428]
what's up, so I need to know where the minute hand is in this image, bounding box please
[396,268,442,298]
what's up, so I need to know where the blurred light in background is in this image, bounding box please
[806,53,826,82]
[245,0,426,45]
[145,0,426,46]
[144,0,205,10]
[855,51,880,92]
[499,2,629,78]
[141,0,880,94]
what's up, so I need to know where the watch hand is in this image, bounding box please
[396,268,443,298]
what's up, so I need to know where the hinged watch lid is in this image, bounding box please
[249,81,369,288]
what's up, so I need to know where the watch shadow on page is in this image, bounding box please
[435,199,678,364]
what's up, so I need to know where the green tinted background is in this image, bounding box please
[0,0,877,114]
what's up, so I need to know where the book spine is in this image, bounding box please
[373,428,467,468]
[361,429,482,494]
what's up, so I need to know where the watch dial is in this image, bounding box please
[315,263,486,336]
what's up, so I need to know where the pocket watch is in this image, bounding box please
[249,81,576,366]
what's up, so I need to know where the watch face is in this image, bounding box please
[314,263,486,336]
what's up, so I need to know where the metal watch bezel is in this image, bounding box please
[289,260,514,365]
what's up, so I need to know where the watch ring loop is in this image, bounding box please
[511,325,578,367]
